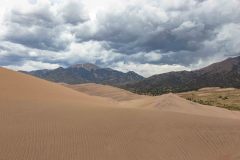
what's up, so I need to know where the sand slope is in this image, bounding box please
[1,68,240,160]
[63,83,143,101]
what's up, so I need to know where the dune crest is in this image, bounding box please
[63,83,143,101]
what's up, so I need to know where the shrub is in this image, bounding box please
[222,96,229,100]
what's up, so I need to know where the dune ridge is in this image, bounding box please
[1,67,240,160]
[63,83,143,101]
[66,83,240,119]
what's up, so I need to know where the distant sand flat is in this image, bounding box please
[1,67,240,160]
[199,87,236,92]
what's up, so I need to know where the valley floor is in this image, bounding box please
[179,87,240,111]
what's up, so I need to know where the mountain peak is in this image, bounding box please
[25,63,144,85]
[127,71,142,76]
[126,71,136,74]
[198,56,240,74]
[70,63,100,71]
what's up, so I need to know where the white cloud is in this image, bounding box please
[112,62,189,77]
[173,21,197,32]
[63,41,123,65]
[3,60,60,71]
[202,23,240,60]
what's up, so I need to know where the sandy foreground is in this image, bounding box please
[1,68,240,160]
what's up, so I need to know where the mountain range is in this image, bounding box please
[123,56,240,95]
[22,56,240,95]
[22,63,144,85]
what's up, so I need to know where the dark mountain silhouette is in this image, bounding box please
[22,63,144,85]
[123,56,240,95]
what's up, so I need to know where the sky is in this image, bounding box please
[0,0,240,77]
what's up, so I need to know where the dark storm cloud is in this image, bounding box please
[60,1,89,25]
[4,25,69,52]
[0,55,26,66]
[74,0,240,66]
[2,0,88,52]
[9,7,56,27]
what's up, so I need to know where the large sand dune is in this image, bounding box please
[1,68,240,160]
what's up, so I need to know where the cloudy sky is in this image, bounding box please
[0,0,240,77]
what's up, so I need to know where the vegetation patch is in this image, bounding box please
[178,88,240,111]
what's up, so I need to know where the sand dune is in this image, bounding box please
[63,83,143,101]
[66,83,240,119]
[1,67,240,160]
